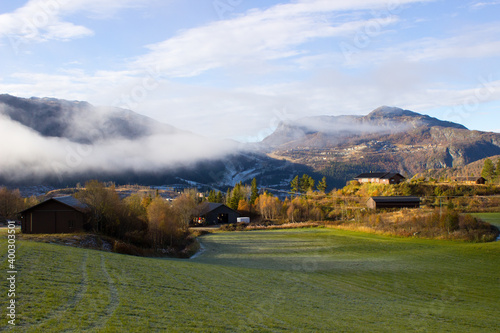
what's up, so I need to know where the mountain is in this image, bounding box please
[0,94,180,144]
[3,94,499,191]
[0,94,312,189]
[262,106,500,187]
[262,106,466,149]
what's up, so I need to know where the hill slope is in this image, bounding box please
[262,106,500,186]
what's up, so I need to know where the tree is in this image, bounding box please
[0,188,25,222]
[250,178,259,205]
[207,190,217,203]
[216,191,223,203]
[237,199,251,214]
[229,182,243,210]
[495,159,500,181]
[147,197,182,248]
[317,177,327,193]
[256,193,282,220]
[481,158,495,180]
[173,189,200,229]
[290,175,300,194]
[75,180,125,236]
[300,174,314,193]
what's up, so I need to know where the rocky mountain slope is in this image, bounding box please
[262,106,466,149]
[2,94,499,191]
[262,106,500,187]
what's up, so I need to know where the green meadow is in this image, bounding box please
[1,225,499,332]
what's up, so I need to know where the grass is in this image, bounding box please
[472,212,500,229]
[1,227,499,332]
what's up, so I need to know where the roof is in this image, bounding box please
[52,196,88,210]
[20,196,88,214]
[355,172,405,180]
[369,196,420,203]
[453,176,485,181]
[380,173,405,179]
[199,202,238,215]
[355,172,389,179]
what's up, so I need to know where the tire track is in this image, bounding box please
[90,254,120,330]
[28,252,89,329]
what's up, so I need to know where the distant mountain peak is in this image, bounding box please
[0,94,179,144]
[368,106,419,118]
[365,106,467,130]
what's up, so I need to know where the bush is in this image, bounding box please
[442,211,459,232]
[113,241,145,256]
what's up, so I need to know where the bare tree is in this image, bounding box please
[0,188,24,222]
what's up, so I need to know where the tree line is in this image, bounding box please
[481,158,500,183]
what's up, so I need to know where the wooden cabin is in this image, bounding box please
[20,196,89,234]
[355,172,406,185]
[367,196,420,210]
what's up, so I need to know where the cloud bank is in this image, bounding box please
[0,102,239,183]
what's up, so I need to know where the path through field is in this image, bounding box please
[1,228,499,332]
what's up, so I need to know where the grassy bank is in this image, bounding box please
[1,228,498,332]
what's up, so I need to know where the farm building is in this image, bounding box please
[367,196,420,210]
[452,176,486,185]
[355,172,406,185]
[20,196,89,234]
[197,203,240,225]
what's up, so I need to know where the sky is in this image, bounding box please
[1,0,500,142]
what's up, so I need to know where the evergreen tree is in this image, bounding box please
[291,175,300,194]
[216,191,223,203]
[317,176,327,193]
[226,188,232,206]
[207,190,216,202]
[300,174,314,193]
[229,182,243,210]
[495,159,500,181]
[250,178,259,205]
[481,158,495,180]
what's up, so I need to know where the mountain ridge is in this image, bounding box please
[0,94,181,144]
[262,106,467,150]
[1,94,499,190]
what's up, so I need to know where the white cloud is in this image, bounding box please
[470,1,500,9]
[0,108,239,182]
[0,0,148,44]
[132,0,412,77]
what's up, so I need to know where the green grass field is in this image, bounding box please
[473,212,500,229]
[1,226,499,332]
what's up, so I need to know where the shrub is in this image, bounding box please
[113,241,145,256]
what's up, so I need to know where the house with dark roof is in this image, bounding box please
[20,196,90,234]
[452,176,486,185]
[196,202,240,226]
[367,196,420,210]
[354,172,406,185]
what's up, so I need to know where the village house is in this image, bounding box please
[196,203,240,226]
[451,176,486,185]
[20,196,89,234]
[354,172,406,185]
[367,196,421,210]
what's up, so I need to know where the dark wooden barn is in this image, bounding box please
[452,176,486,185]
[20,196,89,234]
[197,203,240,225]
[367,196,420,210]
[355,172,406,185]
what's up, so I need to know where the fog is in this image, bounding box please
[0,106,240,184]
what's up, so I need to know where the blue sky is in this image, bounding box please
[1,0,499,141]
